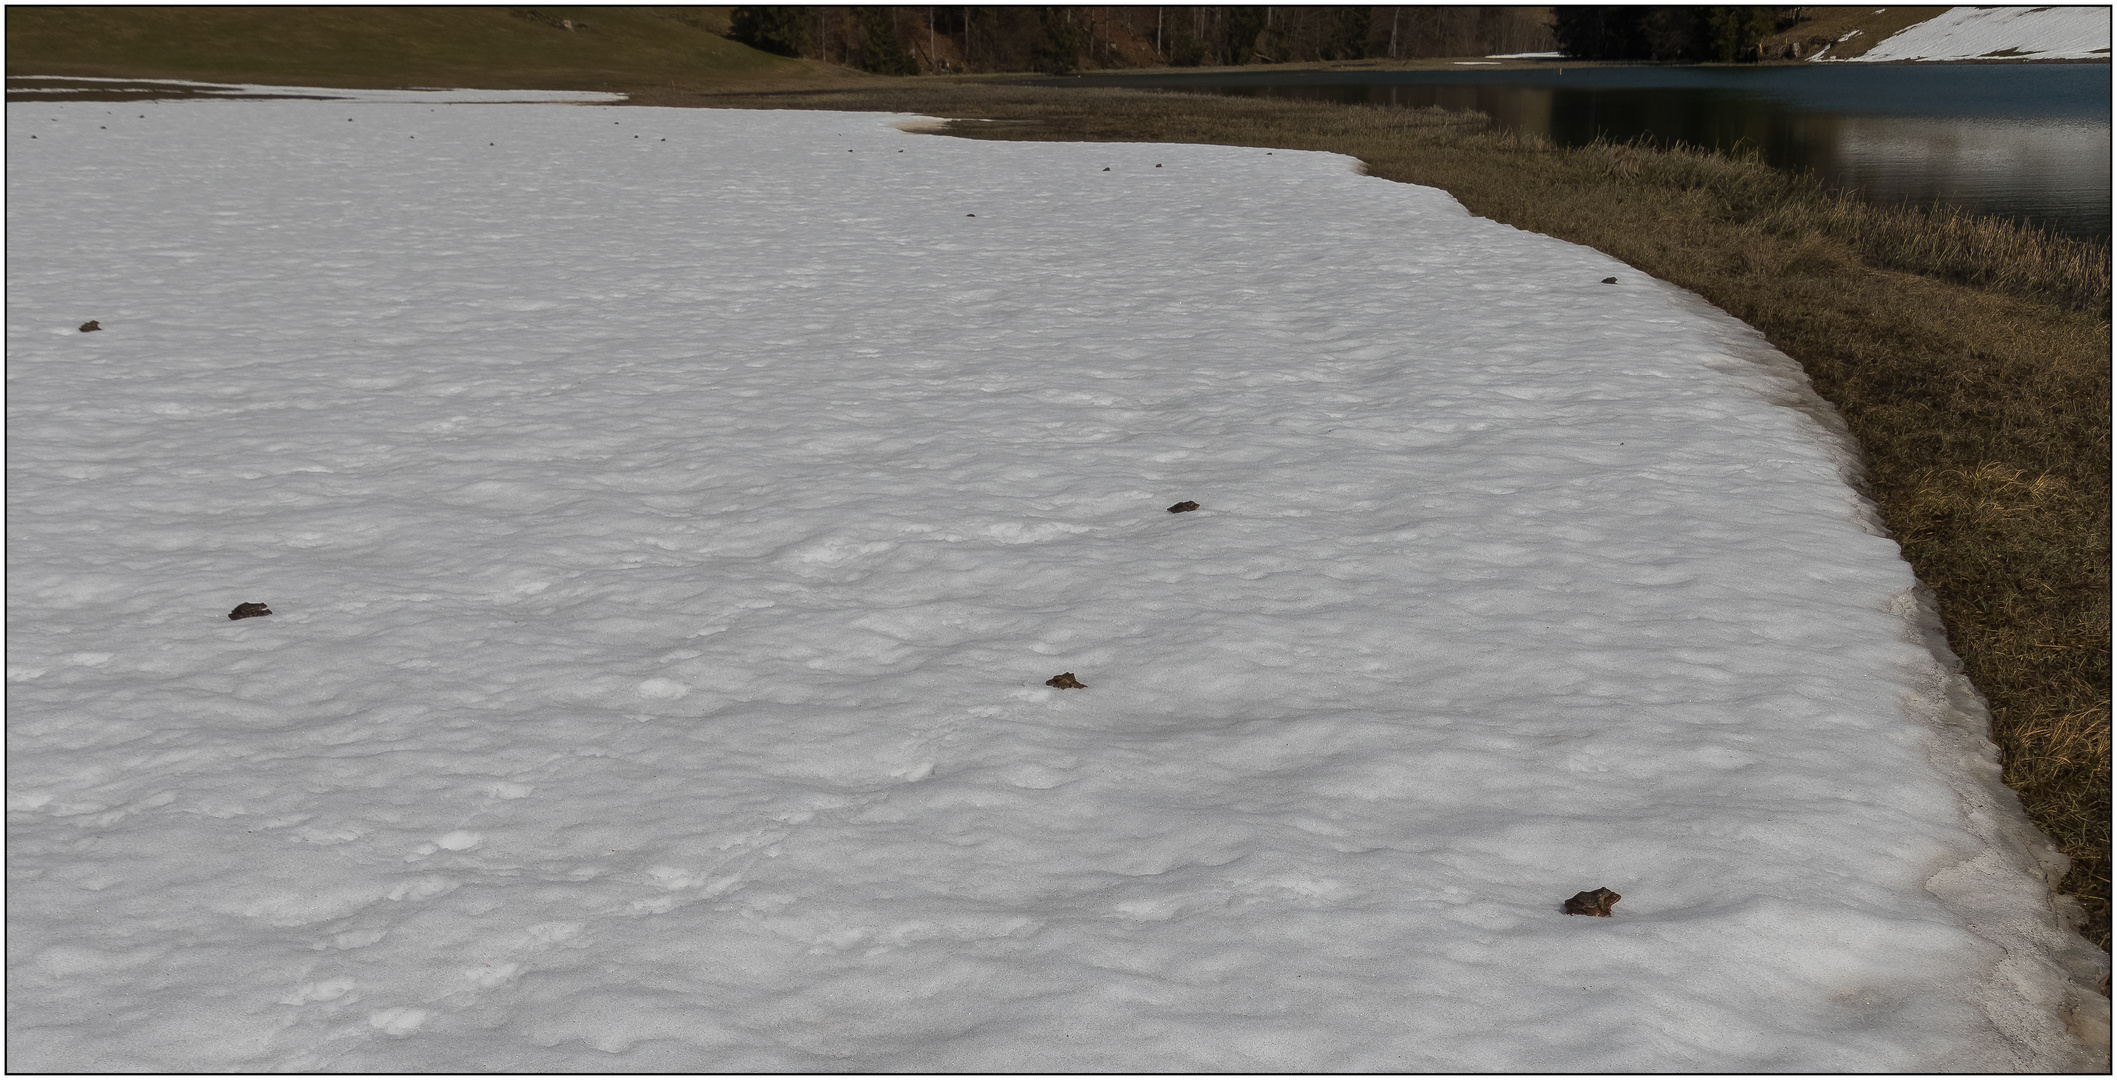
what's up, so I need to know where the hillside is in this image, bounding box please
[3,6,850,92]
[1760,6,2112,63]
[1843,6,2114,63]
[1758,7,1954,61]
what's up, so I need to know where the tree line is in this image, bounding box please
[1550,7,1792,63]
[727,7,1561,75]
[729,6,1792,75]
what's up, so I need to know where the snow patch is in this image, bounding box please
[1835,6,2113,61]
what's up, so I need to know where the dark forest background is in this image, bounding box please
[727,7,1797,76]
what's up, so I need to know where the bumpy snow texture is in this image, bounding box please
[8,98,2109,1072]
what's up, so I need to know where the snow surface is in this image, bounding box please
[7,97,2108,1072]
[1837,5,2113,62]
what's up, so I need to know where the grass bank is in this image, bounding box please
[666,81,2112,949]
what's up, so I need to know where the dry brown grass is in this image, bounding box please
[1563,135,2111,314]
[669,80,2113,947]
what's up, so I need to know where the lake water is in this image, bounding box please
[1053,64,2112,242]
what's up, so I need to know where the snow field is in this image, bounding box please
[1846,5,2113,62]
[6,100,2107,1071]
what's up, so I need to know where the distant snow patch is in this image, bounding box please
[1838,6,2113,61]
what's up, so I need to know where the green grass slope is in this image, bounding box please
[5,6,854,91]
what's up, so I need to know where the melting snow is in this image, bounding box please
[1837,6,2113,62]
[6,98,2108,1071]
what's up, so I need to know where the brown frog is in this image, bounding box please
[78,320,101,332]
[1045,672,1085,689]
[227,602,272,620]
[1166,501,1199,514]
[1563,887,1620,917]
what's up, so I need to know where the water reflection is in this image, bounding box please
[1058,65,2112,240]
[1831,116,2110,234]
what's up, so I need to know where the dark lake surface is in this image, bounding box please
[1053,63,2112,242]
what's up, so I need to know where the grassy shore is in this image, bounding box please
[654,81,2112,949]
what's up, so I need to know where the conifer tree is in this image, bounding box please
[1218,6,1269,64]
[727,6,806,57]
[1031,7,1085,74]
[855,6,918,74]
[1706,7,1782,62]
[1321,6,1375,61]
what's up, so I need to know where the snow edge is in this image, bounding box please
[1669,288,2112,1071]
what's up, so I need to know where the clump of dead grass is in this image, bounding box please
[1491,131,2111,315]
